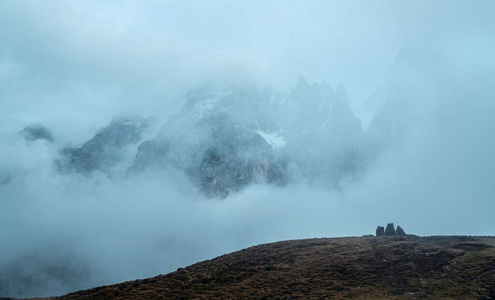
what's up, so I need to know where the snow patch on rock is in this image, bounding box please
[255,130,286,149]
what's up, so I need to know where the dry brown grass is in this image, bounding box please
[50,236,495,299]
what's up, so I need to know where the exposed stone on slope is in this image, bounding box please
[376,226,385,236]
[385,223,396,236]
[396,225,406,236]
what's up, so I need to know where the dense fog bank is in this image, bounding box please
[1,1,495,297]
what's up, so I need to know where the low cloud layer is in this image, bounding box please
[1,1,495,297]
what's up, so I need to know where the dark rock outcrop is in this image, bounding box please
[197,146,286,198]
[58,117,149,174]
[20,125,54,142]
[396,226,406,236]
[385,223,396,236]
[376,226,385,236]
[376,223,407,236]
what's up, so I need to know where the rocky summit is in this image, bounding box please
[54,79,365,197]
[128,79,364,197]
[57,117,150,174]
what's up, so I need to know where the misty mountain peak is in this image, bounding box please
[58,117,150,174]
[295,76,311,91]
[50,77,364,196]
[128,78,364,196]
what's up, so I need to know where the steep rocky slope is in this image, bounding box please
[129,78,364,196]
[57,117,150,174]
[54,236,495,299]
[52,79,364,197]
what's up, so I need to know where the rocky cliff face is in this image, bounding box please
[55,78,364,197]
[129,78,364,196]
[58,117,150,174]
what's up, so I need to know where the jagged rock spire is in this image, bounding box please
[385,223,396,236]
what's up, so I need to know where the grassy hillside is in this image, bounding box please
[53,235,495,299]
